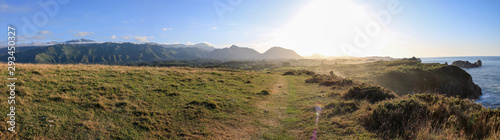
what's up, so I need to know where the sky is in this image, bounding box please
[1,0,499,57]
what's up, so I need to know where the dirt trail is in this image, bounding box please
[255,75,293,138]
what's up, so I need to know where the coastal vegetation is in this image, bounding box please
[0,59,497,139]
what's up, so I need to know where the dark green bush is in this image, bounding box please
[283,70,315,76]
[257,90,270,95]
[343,84,395,103]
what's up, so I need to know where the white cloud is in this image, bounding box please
[110,35,116,39]
[134,36,148,42]
[212,27,217,30]
[186,42,194,45]
[162,28,173,31]
[0,3,32,13]
[133,36,154,42]
[74,32,94,37]
[169,28,173,30]
[121,35,154,42]
[37,30,52,34]
[0,4,7,9]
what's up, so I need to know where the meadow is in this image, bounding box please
[0,59,499,139]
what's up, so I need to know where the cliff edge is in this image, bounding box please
[373,63,482,99]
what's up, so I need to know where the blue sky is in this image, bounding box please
[1,0,499,57]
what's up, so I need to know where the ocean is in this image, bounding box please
[421,56,500,108]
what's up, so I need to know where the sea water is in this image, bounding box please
[421,56,500,108]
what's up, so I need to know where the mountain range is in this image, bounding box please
[1,39,302,64]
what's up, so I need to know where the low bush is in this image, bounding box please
[257,90,270,95]
[305,74,353,87]
[362,94,500,139]
[283,70,315,76]
[325,100,359,116]
[343,84,396,103]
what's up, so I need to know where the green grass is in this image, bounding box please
[279,66,500,139]
[0,59,498,139]
[281,74,378,139]
[0,64,276,139]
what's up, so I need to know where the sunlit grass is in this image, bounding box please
[0,63,275,139]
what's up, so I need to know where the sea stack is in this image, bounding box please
[451,60,482,68]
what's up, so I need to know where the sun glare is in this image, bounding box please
[269,0,371,57]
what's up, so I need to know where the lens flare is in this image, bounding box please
[315,103,324,113]
[311,103,324,140]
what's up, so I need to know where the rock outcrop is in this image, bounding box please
[451,60,482,68]
[403,56,422,62]
[374,65,482,99]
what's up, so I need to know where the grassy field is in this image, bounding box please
[1,61,499,139]
[0,64,279,139]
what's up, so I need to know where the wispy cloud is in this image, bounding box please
[162,28,173,31]
[37,30,52,34]
[110,35,116,39]
[0,2,33,13]
[212,27,218,30]
[134,36,154,42]
[134,36,148,42]
[0,3,8,9]
[74,32,94,37]
[121,35,154,42]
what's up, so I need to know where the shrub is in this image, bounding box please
[257,90,270,95]
[325,100,359,116]
[362,94,500,139]
[186,101,218,109]
[343,84,395,103]
[283,70,315,76]
[362,99,429,139]
[319,79,353,86]
[305,74,335,83]
[305,73,353,87]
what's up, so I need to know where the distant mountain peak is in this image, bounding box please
[229,45,240,49]
[265,46,287,51]
[262,46,302,59]
[208,45,301,60]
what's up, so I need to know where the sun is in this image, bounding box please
[268,0,371,57]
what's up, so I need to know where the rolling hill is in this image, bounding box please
[1,41,302,64]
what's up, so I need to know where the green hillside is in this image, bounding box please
[2,43,209,64]
[1,60,499,139]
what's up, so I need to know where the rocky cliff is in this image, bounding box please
[373,65,482,99]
